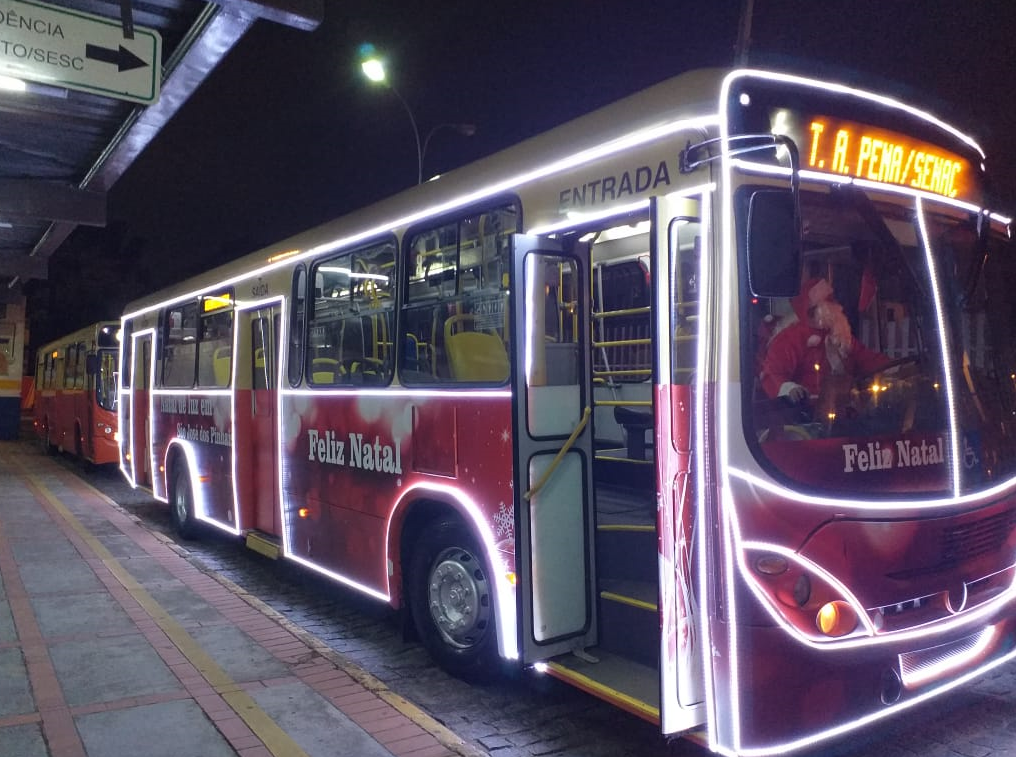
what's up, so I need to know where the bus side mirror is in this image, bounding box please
[747,189,801,298]
[85,354,98,375]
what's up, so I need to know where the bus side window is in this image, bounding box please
[64,344,77,390]
[288,265,307,387]
[400,203,516,385]
[345,243,395,385]
[307,240,395,386]
[74,342,85,389]
[163,302,198,388]
[120,321,133,389]
[197,307,233,387]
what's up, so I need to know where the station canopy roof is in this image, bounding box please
[0,0,322,303]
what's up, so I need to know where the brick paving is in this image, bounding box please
[0,441,475,757]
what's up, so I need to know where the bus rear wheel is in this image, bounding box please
[170,466,199,540]
[409,520,498,679]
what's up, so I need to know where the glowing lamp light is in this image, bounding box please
[505,571,518,586]
[298,507,311,518]
[0,75,26,92]
[817,600,858,637]
[359,44,386,83]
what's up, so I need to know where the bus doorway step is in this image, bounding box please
[544,649,660,725]
[245,530,282,559]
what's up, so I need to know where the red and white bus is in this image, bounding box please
[118,68,1016,755]
[35,320,120,464]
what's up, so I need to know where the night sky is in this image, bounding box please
[34,0,1016,342]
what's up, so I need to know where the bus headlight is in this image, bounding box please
[817,600,858,637]
[745,546,870,641]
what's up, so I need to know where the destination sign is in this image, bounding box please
[775,111,976,202]
[0,0,161,103]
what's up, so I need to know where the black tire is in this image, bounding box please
[42,423,55,455]
[408,520,499,679]
[170,465,200,540]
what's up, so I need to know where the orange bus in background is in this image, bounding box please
[34,321,120,464]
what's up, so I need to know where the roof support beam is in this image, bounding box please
[31,4,261,265]
[0,180,106,226]
[20,1,321,284]
[0,255,48,281]
[209,0,323,31]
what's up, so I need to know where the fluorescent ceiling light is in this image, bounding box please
[0,75,26,92]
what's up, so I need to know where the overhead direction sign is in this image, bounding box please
[0,0,161,104]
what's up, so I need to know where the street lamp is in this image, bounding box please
[359,44,474,185]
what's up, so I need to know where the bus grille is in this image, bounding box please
[898,627,996,688]
[941,509,1016,566]
[887,508,1016,580]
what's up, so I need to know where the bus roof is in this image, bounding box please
[122,64,986,316]
[123,67,728,314]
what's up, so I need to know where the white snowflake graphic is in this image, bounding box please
[493,500,515,540]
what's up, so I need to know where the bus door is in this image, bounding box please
[652,192,707,734]
[237,303,281,536]
[511,235,598,661]
[130,332,152,487]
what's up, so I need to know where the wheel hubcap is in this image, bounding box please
[427,547,490,649]
[173,487,188,523]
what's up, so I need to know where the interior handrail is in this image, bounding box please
[523,406,592,502]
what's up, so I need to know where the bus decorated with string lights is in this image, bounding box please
[117,68,1016,755]
[35,320,120,463]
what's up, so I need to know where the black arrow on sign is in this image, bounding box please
[85,43,148,72]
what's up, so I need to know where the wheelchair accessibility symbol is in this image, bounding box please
[963,436,980,470]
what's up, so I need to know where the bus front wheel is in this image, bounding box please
[409,520,498,679]
[170,466,199,540]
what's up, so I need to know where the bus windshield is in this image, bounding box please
[746,186,1016,496]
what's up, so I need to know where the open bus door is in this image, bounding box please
[652,192,707,735]
[511,234,599,662]
[129,332,152,487]
[236,303,281,544]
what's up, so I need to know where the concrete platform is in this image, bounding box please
[0,439,482,757]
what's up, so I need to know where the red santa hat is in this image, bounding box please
[790,277,834,322]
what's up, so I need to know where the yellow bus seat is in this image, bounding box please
[213,346,232,386]
[444,315,509,382]
[311,357,339,384]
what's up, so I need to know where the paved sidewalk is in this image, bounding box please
[0,441,483,757]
